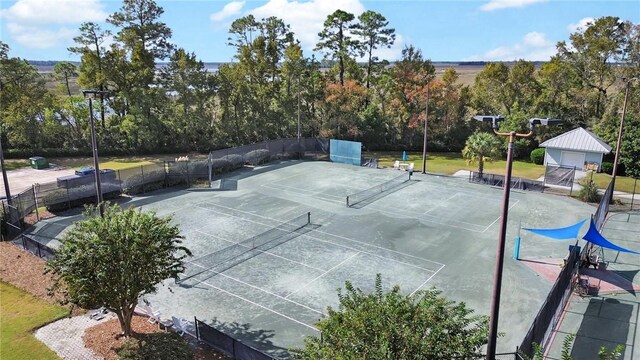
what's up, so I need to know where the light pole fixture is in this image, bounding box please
[422,82,430,174]
[82,90,110,216]
[474,115,562,360]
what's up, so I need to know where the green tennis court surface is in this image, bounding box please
[25,161,598,357]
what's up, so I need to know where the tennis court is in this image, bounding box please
[24,160,597,357]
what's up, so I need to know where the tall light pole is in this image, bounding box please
[611,77,637,192]
[422,82,430,174]
[0,132,12,205]
[473,116,562,360]
[297,73,301,159]
[83,90,110,216]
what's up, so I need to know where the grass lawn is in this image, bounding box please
[0,281,69,360]
[49,153,208,170]
[590,173,639,194]
[4,160,30,171]
[365,151,546,179]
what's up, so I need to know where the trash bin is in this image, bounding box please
[29,156,49,169]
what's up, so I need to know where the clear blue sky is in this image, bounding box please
[1,0,638,62]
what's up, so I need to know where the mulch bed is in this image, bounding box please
[0,241,228,359]
[84,315,229,360]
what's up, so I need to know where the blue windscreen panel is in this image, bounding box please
[330,139,362,166]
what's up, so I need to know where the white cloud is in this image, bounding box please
[479,0,547,12]
[249,0,366,54]
[0,0,106,24]
[7,24,77,49]
[567,17,594,33]
[210,1,245,22]
[466,31,556,61]
[1,0,107,49]
[210,0,406,60]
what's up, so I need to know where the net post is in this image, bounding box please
[307,211,311,225]
[346,196,350,207]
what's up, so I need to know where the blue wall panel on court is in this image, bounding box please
[330,139,362,166]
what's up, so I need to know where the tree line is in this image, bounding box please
[0,0,638,170]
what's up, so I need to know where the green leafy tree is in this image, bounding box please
[69,22,112,127]
[556,16,629,125]
[462,132,503,177]
[0,44,49,149]
[52,61,78,97]
[387,45,435,148]
[45,204,191,337]
[351,10,395,91]
[316,10,357,86]
[619,113,640,179]
[294,274,488,359]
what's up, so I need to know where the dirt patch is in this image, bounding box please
[0,241,58,302]
[84,315,229,360]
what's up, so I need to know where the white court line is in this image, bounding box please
[196,279,319,332]
[422,192,462,215]
[189,262,325,315]
[409,264,445,296]
[198,203,443,272]
[193,229,326,272]
[285,252,360,299]
[366,202,487,231]
[301,233,437,273]
[481,199,521,233]
[312,228,446,268]
[260,183,345,204]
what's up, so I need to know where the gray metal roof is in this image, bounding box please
[540,127,611,153]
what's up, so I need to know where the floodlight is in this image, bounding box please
[528,118,562,130]
[472,115,504,129]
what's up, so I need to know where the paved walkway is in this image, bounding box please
[35,312,115,360]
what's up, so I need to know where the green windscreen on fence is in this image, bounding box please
[330,139,361,166]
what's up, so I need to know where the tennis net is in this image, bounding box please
[178,212,311,283]
[346,172,411,207]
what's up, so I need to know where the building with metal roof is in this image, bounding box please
[539,127,612,171]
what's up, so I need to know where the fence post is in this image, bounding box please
[569,166,575,197]
[186,161,191,187]
[164,161,168,188]
[117,170,123,193]
[65,180,71,210]
[33,184,40,222]
[194,316,200,340]
[141,165,146,194]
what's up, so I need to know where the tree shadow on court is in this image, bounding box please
[207,318,292,359]
[569,297,636,360]
[348,179,418,209]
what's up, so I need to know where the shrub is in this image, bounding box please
[245,149,271,165]
[601,162,613,174]
[530,148,545,165]
[577,177,601,203]
[117,332,192,360]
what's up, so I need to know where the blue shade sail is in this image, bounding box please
[523,219,587,240]
[582,219,640,254]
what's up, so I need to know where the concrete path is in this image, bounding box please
[1,164,75,197]
[35,312,115,360]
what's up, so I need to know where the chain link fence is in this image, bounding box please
[194,317,278,360]
[1,138,330,241]
[468,171,545,192]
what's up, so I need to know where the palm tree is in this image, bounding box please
[462,132,503,177]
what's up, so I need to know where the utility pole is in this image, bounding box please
[0,132,12,205]
[422,83,429,174]
[83,90,110,216]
